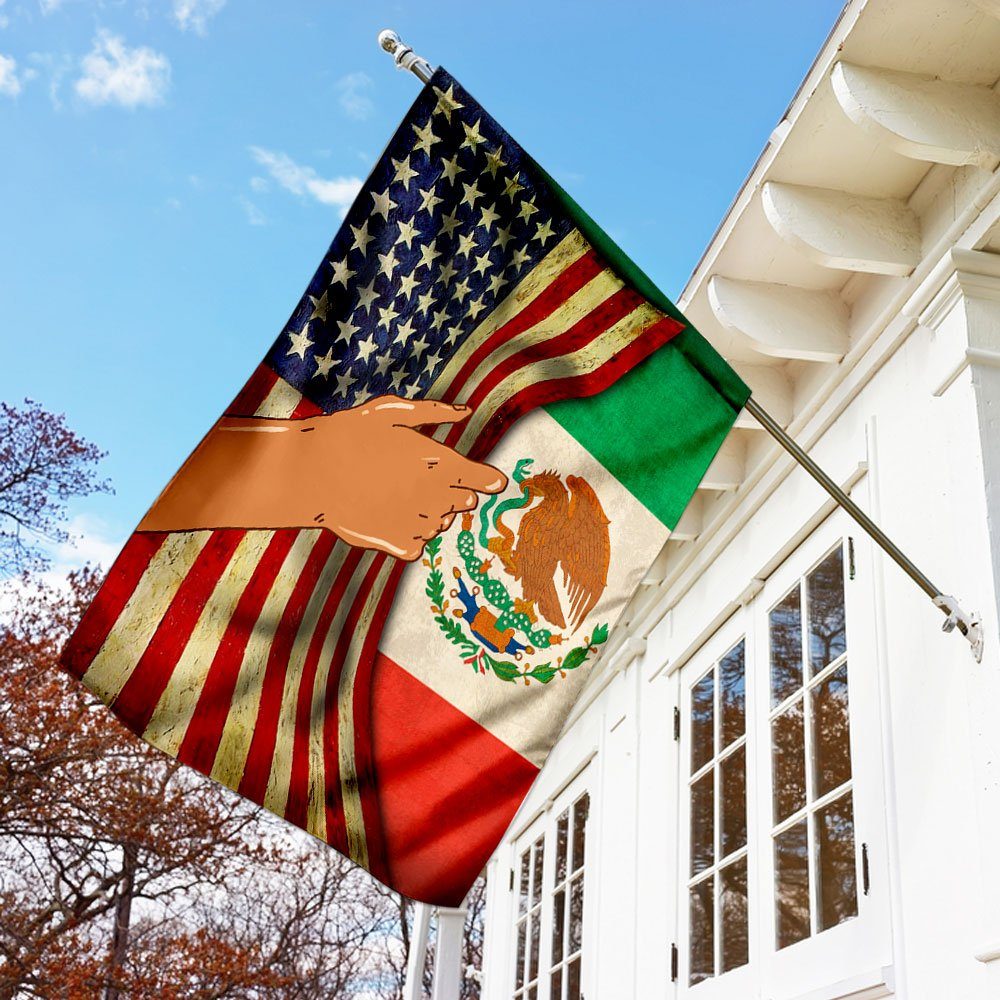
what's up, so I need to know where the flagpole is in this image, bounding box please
[375,30,984,662]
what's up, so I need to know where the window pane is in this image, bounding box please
[689,876,714,985]
[528,912,540,982]
[518,852,530,916]
[569,874,584,953]
[691,671,715,772]
[567,958,581,1000]
[571,794,589,873]
[775,820,810,950]
[721,858,749,974]
[528,987,537,1000]
[691,770,715,876]
[812,662,852,798]
[808,547,846,673]
[720,640,746,749]
[772,700,806,824]
[770,586,803,706]
[531,837,544,905]
[515,920,526,987]
[720,745,747,857]
[550,969,562,1000]
[552,888,565,963]
[555,810,569,885]
[816,793,859,932]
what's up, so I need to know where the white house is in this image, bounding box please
[415,0,1000,997]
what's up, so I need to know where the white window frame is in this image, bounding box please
[508,766,594,1000]
[675,512,892,998]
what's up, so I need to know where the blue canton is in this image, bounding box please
[263,68,575,415]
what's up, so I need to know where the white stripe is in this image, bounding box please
[255,377,303,419]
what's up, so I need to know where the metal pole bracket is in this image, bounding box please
[378,30,434,84]
[933,594,984,663]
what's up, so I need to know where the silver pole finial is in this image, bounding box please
[377,29,434,85]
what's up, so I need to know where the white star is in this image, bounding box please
[431,307,449,332]
[461,180,484,210]
[397,270,419,299]
[336,317,360,342]
[286,324,312,360]
[396,316,416,342]
[395,217,422,250]
[502,175,525,201]
[350,220,374,256]
[437,259,458,286]
[460,117,486,151]
[334,370,357,398]
[412,118,441,157]
[371,187,398,220]
[417,242,441,270]
[451,278,471,305]
[533,219,556,246]
[472,251,491,276]
[377,247,400,279]
[329,257,355,287]
[455,232,477,259]
[375,353,393,377]
[313,346,338,379]
[440,154,463,185]
[444,324,463,346]
[418,185,443,215]
[478,203,500,231]
[389,367,408,392]
[467,295,487,321]
[495,225,514,251]
[308,290,331,323]
[510,246,531,270]
[518,197,539,223]
[484,145,506,177]
[411,334,430,361]
[432,83,464,122]
[487,272,509,297]
[355,279,379,314]
[415,289,436,316]
[440,209,462,238]
[356,334,378,363]
[377,302,400,331]
[391,154,419,189]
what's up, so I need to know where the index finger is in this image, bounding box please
[374,397,472,428]
[442,452,508,495]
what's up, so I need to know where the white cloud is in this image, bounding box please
[249,146,362,217]
[38,0,63,13]
[0,53,20,96]
[238,195,266,226]
[249,175,269,193]
[335,70,374,121]
[172,0,226,35]
[75,30,170,109]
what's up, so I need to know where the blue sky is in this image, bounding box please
[0,0,845,569]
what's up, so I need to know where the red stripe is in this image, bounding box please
[291,395,324,419]
[369,652,539,907]
[60,532,166,679]
[350,558,405,886]
[283,546,365,833]
[111,530,246,734]
[443,287,645,449]
[237,532,337,805]
[438,250,603,404]
[322,554,388,855]
[226,364,279,417]
[175,529,300,776]
[467,315,685,463]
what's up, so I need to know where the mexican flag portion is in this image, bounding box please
[370,322,747,905]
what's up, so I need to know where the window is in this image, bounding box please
[687,640,749,985]
[511,774,591,1000]
[769,546,857,950]
[676,523,891,996]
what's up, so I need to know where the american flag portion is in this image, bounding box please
[62,68,685,890]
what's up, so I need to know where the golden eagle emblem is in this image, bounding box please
[423,458,613,685]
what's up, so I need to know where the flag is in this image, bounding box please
[61,68,749,904]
